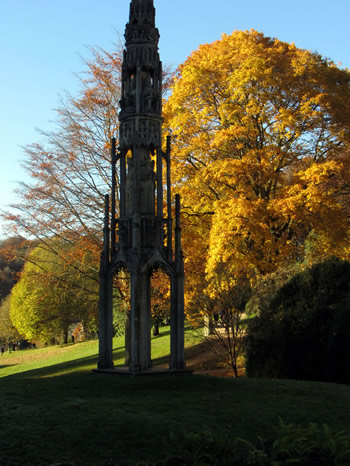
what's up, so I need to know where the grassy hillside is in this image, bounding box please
[0,327,349,465]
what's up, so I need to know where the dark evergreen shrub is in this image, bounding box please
[245,258,350,383]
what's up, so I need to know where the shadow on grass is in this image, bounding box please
[151,328,171,338]
[1,335,223,383]
[1,325,212,383]
[1,335,350,466]
[1,344,182,381]
[0,342,202,382]
[1,346,125,381]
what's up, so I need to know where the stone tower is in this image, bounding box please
[97,0,186,373]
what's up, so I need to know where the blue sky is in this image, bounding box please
[1,0,350,236]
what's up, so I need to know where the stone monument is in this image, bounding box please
[97,0,186,374]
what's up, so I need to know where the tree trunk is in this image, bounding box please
[63,328,69,344]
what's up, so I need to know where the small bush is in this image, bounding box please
[246,419,350,465]
[145,419,350,465]
[245,258,350,383]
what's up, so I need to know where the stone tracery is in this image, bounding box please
[97,0,186,374]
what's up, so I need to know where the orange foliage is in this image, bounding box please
[164,30,350,311]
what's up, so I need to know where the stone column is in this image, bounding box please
[170,267,186,370]
[128,267,152,371]
[98,195,114,369]
[176,260,186,370]
[98,269,114,369]
[139,270,152,369]
[129,269,141,372]
[170,194,186,370]
[124,310,131,366]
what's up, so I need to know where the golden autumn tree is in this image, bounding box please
[164,30,350,327]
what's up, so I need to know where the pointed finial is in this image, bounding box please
[125,0,159,46]
[129,0,155,25]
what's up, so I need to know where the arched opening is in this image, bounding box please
[112,267,130,368]
[150,267,171,368]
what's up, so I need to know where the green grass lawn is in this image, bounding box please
[0,327,349,465]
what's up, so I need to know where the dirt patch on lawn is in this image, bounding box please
[184,336,245,377]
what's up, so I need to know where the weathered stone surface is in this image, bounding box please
[97,0,186,375]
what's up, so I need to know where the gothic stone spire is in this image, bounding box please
[97,0,186,373]
[119,0,162,151]
[125,0,159,47]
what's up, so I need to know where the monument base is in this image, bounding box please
[92,367,193,376]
